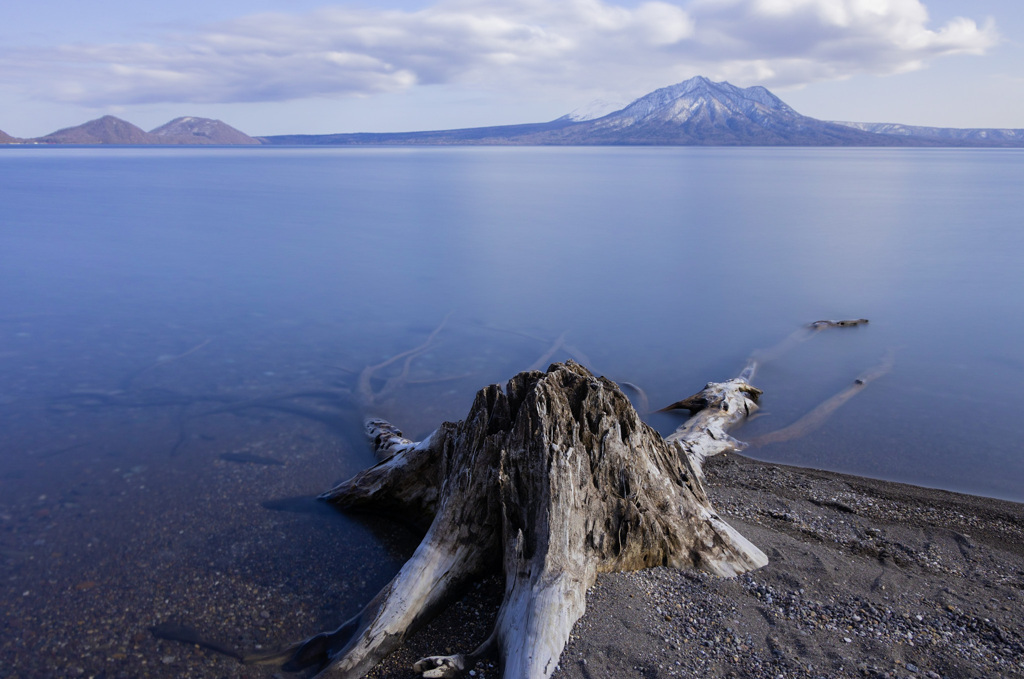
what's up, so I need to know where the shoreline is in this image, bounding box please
[367,453,1024,679]
[2,425,1021,678]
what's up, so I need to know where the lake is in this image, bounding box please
[0,145,1022,674]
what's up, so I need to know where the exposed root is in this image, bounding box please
[120,338,213,390]
[527,331,567,371]
[749,317,869,365]
[413,654,468,679]
[407,373,476,386]
[809,318,869,329]
[264,362,766,679]
[748,350,895,447]
[358,314,451,406]
[158,320,880,678]
[665,378,764,484]
[475,323,592,371]
[620,381,651,414]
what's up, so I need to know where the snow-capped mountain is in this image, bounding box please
[596,76,797,127]
[263,76,910,146]
[546,76,889,145]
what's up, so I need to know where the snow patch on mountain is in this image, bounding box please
[833,121,1024,142]
[557,97,630,122]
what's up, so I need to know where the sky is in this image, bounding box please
[1,0,1022,137]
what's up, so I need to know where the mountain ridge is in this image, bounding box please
[833,120,1024,145]
[259,77,1023,147]
[260,77,923,147]
[3,78,1022,147]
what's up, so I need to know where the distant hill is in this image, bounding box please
[257,120,581,146]
[27,115,258,145]
[0,129,19,144]
[261,76,1024,147]
[37,116,154,145]
[148,117,260,145]
[833,121,1024,146]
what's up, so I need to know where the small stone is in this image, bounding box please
[907,663,918,673]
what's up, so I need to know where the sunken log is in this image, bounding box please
[252,361,767,678]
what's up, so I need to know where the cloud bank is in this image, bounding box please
[1,0,998,107]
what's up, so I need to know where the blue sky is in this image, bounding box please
[2,0,1021,137]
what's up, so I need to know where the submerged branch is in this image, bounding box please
[748,350,895,447]
[358,314,451,407]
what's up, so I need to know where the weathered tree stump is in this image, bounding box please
[251,361,767,678]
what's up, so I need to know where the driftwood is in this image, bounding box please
[250,360,768,678]
[748,349,894,447]
[129,317,887,675]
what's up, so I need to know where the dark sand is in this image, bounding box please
[2,409,1022,679]
[367,454,1024,679]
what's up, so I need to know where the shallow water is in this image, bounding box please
[0,145,1022,675]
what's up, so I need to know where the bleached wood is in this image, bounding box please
[264,362,767,678]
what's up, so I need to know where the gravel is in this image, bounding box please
[2,412,1022,679]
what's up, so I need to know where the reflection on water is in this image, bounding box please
[0,146,1022,676]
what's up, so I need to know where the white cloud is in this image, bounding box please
[0,0,998,108]
[684,0,997,86]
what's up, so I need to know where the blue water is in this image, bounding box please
[2,145,1023,503]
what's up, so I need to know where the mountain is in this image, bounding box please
[26,115,259,145]
[0,129,19,143]
[261,76,926,147]
[36,115,155,145]
[535,76,898,145]
[833,121,1024,146]
[12,79,1024,147]
[148,117,260,145]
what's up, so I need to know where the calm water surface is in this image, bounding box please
[2,146,1022,499]
[2,145,1022,675]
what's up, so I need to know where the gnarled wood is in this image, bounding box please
[259,361,767,678]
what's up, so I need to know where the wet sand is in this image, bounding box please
[2,410,1022,678]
